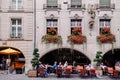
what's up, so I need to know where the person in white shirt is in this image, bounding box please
[86,64,94,76]
[63,61,68,68]
[6,58,11,74]
[86,64,94,71]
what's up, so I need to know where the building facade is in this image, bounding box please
[0,0,120,73]
[0,0,34,73]
[36,0,120,67]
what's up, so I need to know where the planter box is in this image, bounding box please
[28,70,37,77]
[96,69,103,76]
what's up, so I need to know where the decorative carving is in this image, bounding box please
[88,5,96,29]
[74,14,79,19]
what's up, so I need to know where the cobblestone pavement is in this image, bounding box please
[0,71,119,80]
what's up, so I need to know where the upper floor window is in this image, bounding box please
[100,0,110,8]
[71,0,82,8]
[71,19,82,34]
[99,19,110,32]
[11,19,22,38]
[71,19,81,27]
[46,19,58,34]
[47,19,57,27]
[11,0,22,10]
[47,0,57,8]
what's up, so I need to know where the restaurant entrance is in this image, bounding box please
[40,48,91,65]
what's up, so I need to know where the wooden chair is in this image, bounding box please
[56,68,62,78]
[64,68,72,77]
[80,69,87,77]
[76,65,83,72]
[38,68,45,77]
[113,70,119,78]
[103,67,108,75]
[89,69,96,77]
[107,67,113,77]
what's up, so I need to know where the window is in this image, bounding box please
[99,19,110,32]
[12,0,22,10]
[100,0,110,8]
[71,19,82,34]
[46,19,58,34]
[71,0,82,8]
[47,19,57,27]
[11,19,22,38]
[71,19,81,27]
[47,0,57,8]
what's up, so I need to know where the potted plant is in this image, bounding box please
[28,48,40,77]
[31,48,40,69]
[93,51,103,77]
[93,51,103,67]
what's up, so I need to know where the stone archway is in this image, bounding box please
[40,48,91,65]
[0,46,25,74]
[103,48,120,67]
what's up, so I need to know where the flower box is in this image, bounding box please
[42,35,62,44]
[97,27,115,43]
[68,35,86,44]
[68,27,86,44]
[42,27,62,44]
[28,70,37,77]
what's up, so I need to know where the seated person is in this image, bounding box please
[86,64,94,75]
[52,61,57,73]
[86,64,94,71]
[100,63,107,70]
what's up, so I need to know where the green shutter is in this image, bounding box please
[71,0,81,5]
[100,0,110,6]
[47,0,57,6]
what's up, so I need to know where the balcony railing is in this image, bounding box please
[9,6,24,12]
[67,4,85,10]
[43,4,61,10]
[96,3,115,10]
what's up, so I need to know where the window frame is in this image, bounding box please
[11,0,22,10]
[46,19,58,34]
[99,0,111,8]
[47,0,58,8]
[99,19,111,33]
[11,18,22,38]
[71,0,82,8]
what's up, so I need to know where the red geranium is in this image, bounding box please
[97,27,115,43]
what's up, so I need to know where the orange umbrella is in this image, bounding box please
[0,48,20,55]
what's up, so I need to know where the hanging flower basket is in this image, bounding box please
[68,27,86,44]
[97,27,115,43]
[42,27,62,44]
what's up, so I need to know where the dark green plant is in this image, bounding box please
[93,51,103,66]
[31,48,40,69]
